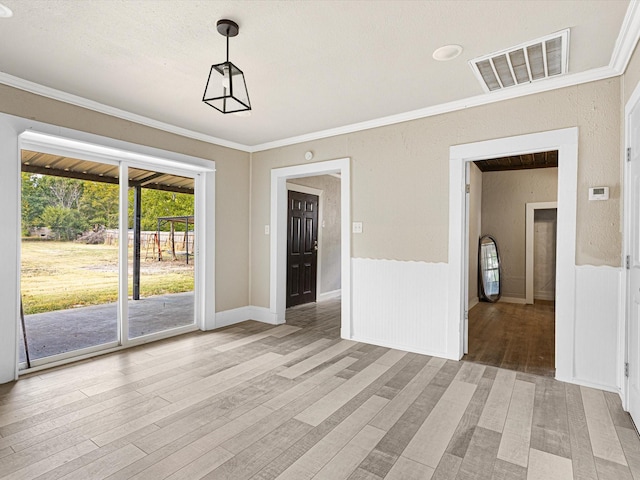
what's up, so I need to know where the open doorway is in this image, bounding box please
[269,158,351,337]
[463,152,558,376]
[286,176,342,310]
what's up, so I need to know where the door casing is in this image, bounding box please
[449,128,578,383]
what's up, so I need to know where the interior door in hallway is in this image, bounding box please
[287,190,318,307]
[628,95,640,424]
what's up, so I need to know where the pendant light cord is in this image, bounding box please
[226,30,230,63]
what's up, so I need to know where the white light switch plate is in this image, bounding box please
[264,225,270,235]
[352,222,363,234]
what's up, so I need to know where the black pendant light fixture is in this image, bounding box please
[202,19,251,114]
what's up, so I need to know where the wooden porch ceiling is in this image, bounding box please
[474,150,558,172]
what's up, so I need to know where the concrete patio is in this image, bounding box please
[19,291,194,363]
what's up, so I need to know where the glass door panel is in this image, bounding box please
[20,153,119,366]
[127,166,195,339]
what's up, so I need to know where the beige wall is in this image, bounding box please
[0,85,251,312]
[288,175,342,294]
[624,44,640,104]
[468,163,482,303]
[481,168,558,299]
[251,78,622,308]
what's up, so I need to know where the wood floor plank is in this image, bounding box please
[402,380,476,468]
[617,425,640,479]
[497,379,535,467]
[312,425,386,480]
[594,457,634,480]
[369,361,442,432]
[385,455,434,480]
[530,376,571,459]
[275,395,388,480]
[163,446,234,480]
[278,340,357,379]
[476,369,516,433]
[444,375,493,460]
[58,444,146,480]
[430,453,462,480]
[491,458,526,480]
[565,383,598,480]
[294,362,391,427]
[581,386,628,466]
[1,439,96,480]
[526,448,573,480]
[214,325,300,352]
[455,426,501,480]
[264,357,357,411]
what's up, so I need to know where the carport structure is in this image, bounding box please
[20,149,195,366]
[22,149,194,299]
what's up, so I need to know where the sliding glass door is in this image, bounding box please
[20,148,199,369]
[126,166,195,340]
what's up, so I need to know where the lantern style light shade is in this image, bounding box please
[202,19,251,114]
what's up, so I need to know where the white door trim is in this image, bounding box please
[622,78,640,410]
[270,158,351,338]
[287,182,324,299]
[449,128,578,382]
[525,202,558,304]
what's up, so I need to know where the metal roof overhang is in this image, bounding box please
[21,150,194,194]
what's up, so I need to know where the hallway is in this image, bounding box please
[464,301,555,377]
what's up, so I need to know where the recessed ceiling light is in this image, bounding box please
[0,3,13,18]
[432,44,463,61]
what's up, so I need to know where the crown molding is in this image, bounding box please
[610,0,640,73]
[250,66,619,152]
[0,71,252,153]
[1,1,639,154]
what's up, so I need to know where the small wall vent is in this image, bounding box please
[470,29,569,93]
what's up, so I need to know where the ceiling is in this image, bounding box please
[0,1,634,151]
[474,151,558,172]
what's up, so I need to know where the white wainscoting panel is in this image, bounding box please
[351,258,451,358]
[573,265,622,392]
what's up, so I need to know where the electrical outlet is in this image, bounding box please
[264,225,270,235]
[352,222,363,234]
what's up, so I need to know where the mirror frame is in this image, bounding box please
[478,234,501,303]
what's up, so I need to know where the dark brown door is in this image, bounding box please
[287,190,318,307]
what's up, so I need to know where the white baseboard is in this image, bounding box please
[554,374,618,394]
[215,306,253,328]
[318,289,341,302]
[215,305,282,328]
[534,292,555,301]
[499,296,527,304]
[248,306,282,325]
[468,297,479,309]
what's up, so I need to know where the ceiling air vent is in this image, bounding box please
[470,29,569,93]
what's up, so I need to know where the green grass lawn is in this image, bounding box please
[21,241,194,315]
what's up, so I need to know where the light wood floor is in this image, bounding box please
[463,300,555,377]
[0,298,638,479]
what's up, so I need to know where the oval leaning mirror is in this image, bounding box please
[478,235,501,303]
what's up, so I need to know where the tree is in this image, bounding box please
[129,189,194,231]
[21,173,48,235]
[40,206,88,240]
[81,182,119,228]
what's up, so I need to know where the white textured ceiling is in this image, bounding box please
[0,0,632,149]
